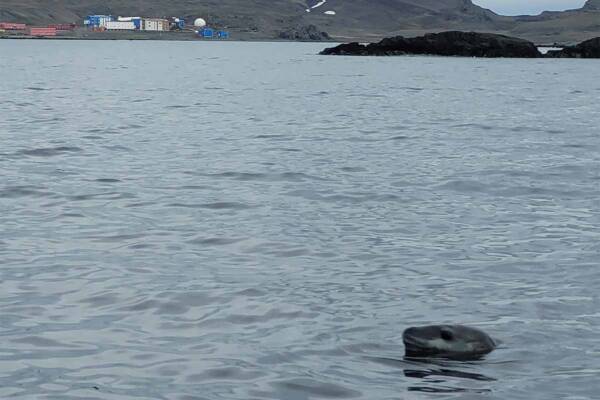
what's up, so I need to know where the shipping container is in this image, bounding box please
[199,27,214,38]
[0,22,27,30]
[28,27,57,37]
[48,23,76,31]
[106,21,136,30]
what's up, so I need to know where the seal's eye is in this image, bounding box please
[440,328,454,341]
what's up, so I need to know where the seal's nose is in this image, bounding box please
[402,327,418,341]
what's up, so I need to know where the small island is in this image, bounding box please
[320,31,600,59]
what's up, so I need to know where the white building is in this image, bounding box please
[142,19,169,31]
[106,21,136,30]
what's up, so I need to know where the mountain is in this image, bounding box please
[510,0,600,43]
[0,0,598,44]
[583,0,600,10]
[301,0,514,40]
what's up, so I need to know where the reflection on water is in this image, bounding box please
[408,385,492,394]
[368,356,496,394]
[404,367,495,381]
[1,40,599,399]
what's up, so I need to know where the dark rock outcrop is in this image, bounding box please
[320,31,541,58]
[321,42,369,55]
[545,37,600,58]
[278,24,330,41]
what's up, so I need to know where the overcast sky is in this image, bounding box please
[474,0,586,15]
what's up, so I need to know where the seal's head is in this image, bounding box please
[403,325,496,360]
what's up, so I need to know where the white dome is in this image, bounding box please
[194,18,206,27]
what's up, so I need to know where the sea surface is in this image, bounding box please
[1,40,599,400]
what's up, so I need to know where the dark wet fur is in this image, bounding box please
[403,325,496,360]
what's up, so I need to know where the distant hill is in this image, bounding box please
[1,0,598,44]
[583,0,600,10]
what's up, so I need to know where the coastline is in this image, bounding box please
[0,28,578,48]
[0,36,338,43]
[0,27,338,43]
[1,30,216,42]
[0,33,569,48]
[0,36,570,50]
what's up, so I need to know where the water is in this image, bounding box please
[1,40,599,399]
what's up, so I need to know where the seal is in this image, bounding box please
[403,325,496,360]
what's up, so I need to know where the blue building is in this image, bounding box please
[84,15,114,28]
[132,17,142,30]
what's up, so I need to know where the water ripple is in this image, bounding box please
[17,146,83,157]
[0,41,598,400]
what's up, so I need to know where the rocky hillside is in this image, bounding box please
[510,0,600,43]
[0,0,598,44]
[583,0,600,10]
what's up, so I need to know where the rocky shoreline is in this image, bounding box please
[545,37,600,58]
[320,31,600,58]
